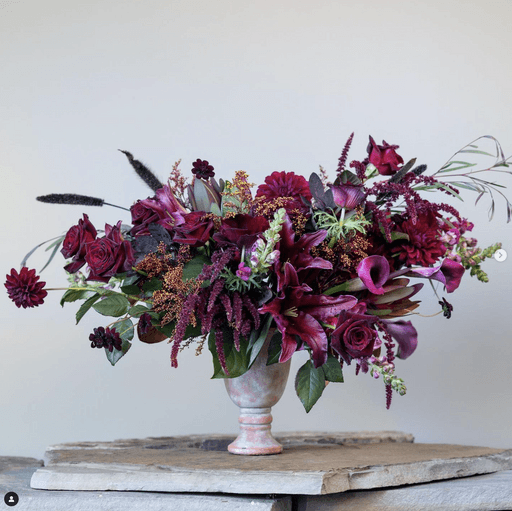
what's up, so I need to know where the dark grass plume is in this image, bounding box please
[36,194,129,211]
[119,150,163,192]
[37,193,105,206]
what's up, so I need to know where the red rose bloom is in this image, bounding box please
[85,221,135,282]
[173,211,214,247]
[367,136,404,176]
[256,171,312,214]
[61,214,97,273]
[130,184,187,237]
[130,200,160,237]
[392,211,447,266]
[331,303,379,364]
[213,214,269,253]
[5,267,48,308]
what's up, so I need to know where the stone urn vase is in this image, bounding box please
[224,333,291,455]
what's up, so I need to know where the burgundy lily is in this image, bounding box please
[260,263,357,367]
[275,213,332,292]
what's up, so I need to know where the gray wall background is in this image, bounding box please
[1,0,511,459]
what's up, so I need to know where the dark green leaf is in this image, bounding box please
[92,295,131,317]
[128,304,151,318]
[105,338,132,366]
[122,274,140,286]
[142,277,163,292]
[321,354,344,382]
[182,255,210,281]
[266,331,283,365]
[209,329,251,379]
[184,321,202,339]
[75,293,101,324]
[114,318,134,341]
[295,360,326,413]
[121,284,141,295]
[248,315,273,368]
[60,288,92,306]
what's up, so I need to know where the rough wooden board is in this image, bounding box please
[30,436,512,495]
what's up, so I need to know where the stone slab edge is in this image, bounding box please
[30,450,512,495]
[2,462,292,511]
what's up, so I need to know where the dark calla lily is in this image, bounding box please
[356,255,390,295]
[381,320,418,359]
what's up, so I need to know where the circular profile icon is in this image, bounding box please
[4,491,19,506]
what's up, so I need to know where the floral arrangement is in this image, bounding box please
[6,135,510,412]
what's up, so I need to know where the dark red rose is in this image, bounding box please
[331,303,379,364]
[367,136,404,176]
[61,214,97,273]
[130,200,160,237]
[130,185,187,237]
[256,171,312,214]
[5,267,47,308]
[213,214,269,254]
[173,211,214,248]
[85,221,135,282]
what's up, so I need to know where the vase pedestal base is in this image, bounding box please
[228,407,283,455]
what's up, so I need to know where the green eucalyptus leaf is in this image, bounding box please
[295,360,326,413]
[321,354,344,383]
[75,293,101,324]
[92,295,131,317]
[248,316,272,368]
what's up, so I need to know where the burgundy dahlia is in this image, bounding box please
[392,211,447,266]
[89,326,123,352]
[5,267,48,308]
[191,159,215,180]
[256,171,312,214]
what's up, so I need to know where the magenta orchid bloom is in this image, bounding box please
[260,263,357,367]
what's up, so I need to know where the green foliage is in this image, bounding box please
[75,293,101,324]
[182,255,210,281]
[295,355,345,412]
[92,295,131,317]
[295,360,326,413]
